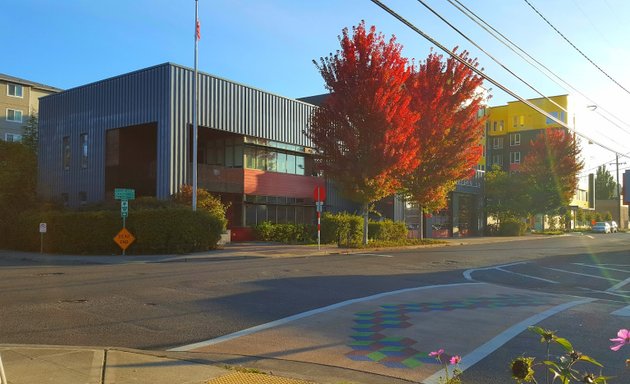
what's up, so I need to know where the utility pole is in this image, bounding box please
[616,153,622,228]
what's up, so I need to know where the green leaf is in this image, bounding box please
[528,326,546,336]
[553,337,573,352]
[578,354,603,367]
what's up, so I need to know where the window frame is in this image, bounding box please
[63,136,71,171]
[492,137,504,149]
[80,133,88,169]
[5,133,22,142]
[6,108,23,123]
[510,151,521,164]
[510,133,521,146]
[7,83,23,98]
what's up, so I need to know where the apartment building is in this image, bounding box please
[0,74,61,142]
[485,94,571,173]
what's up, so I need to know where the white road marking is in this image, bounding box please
[496,267,560,284]
[423,297,597,384]
[585,235,595,239]
[542,267,620,282]
[573,263,630,274]
[607,276,630,292]
[611,305,630,317]
[463,262,527,281]
[167,282,480,352]
[356,253,394,258]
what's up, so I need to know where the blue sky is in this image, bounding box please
[3,0,630,174]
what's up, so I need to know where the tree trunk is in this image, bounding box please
[419,205,424,240]
[363,202,369,246]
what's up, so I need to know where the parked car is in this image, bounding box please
[609,221,619,233]
[592,222,611,233]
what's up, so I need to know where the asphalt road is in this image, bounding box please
[1,233,629,382]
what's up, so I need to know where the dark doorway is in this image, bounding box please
[105,123,157,199]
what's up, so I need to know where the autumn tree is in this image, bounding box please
[308,21,419,244]
[595,165,616,200]
[401,48,487,237]
[520,128,583,228]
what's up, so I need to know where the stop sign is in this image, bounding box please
[313,186,326,202]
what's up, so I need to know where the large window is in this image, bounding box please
[244,146,307,176]
[492,137,504,149]
[204,138,244,167]
[244,194,314,227]
[7,83,23,98]
[510,133,521,146]
[6,109,22,123]
[492,154,503,166]
[63,136,71,170]
[510,151,521,164]
[80,133,88,169]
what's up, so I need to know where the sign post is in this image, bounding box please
[313,186,326,251]
[114,188,135,255]
[39,223,47,254]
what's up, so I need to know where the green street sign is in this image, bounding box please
[121,211,128,218]
[114,188,135,200]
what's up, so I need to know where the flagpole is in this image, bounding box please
[192,0,199,211]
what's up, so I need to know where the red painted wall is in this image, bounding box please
[244,169,324,199]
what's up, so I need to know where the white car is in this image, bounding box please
[592,222,611,234]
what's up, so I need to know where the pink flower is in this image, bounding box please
[610,329,630,351]
[429,349,444,357]
[450,355,461,365]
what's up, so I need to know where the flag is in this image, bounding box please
[196,19,201,40]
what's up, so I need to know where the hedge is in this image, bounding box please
[5,207,225,255]
[499,219,527,236]
[254,221,314,243]
[368,220,408,241]
[321,212,363,247]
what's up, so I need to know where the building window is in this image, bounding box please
[519,115,525,126]
[546,111,559,125]
[79,191,87,206]
[498,120,504,131]
[493,121,497,132]
[7,83,23,98]
[63,136,71,170]
[492,154,503,166]
[513,116,518,127]
[5,133,22,142]
[510,151,521,164]
[510,133,521,146]
[492,137,504,149]
[6,109,23,123]
[80,133,88,169]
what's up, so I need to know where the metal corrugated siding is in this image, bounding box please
[167,64,316,195]
[38,63,317,205]
[38,64,171,204]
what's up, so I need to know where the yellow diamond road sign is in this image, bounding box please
[114,228,135,250]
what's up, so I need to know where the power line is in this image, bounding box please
[368,0,628,160]
[416,0,568,117]
[523,0,630,97]
[447,0,630,134]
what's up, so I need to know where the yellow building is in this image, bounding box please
[485,94,571,172]
[0,74,61,142]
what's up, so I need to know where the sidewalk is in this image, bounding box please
[0,344,410,384]
[0,234,556,266]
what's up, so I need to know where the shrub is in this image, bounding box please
[254,222,314,243]
[368,220,408,241]
[7,206,225,255]
[321,212,363,247]
[499,219,526,236]
[172,184,228,223]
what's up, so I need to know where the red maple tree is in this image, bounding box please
[308,21,420,244]
[519,128,583,218]
[403,48,487,216]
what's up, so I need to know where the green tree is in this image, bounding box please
[21,111,39,154]
[603,211,613,221]
[0,141,38,244]
[520,129,583,229]
[595,165,616,199]
[575,208,584,227]
[484,164,529,223]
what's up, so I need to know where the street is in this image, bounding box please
[0,233,629,383]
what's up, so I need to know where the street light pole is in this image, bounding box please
[616,153,621,228]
